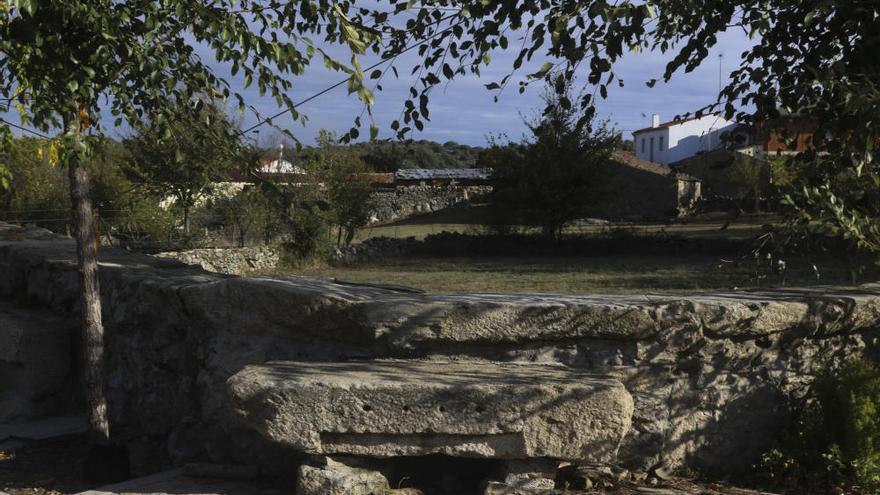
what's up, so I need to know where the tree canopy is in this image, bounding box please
[123,101,242,233]
[485,87,616,239]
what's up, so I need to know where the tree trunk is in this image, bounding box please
[67,152,111,446]
[183,205,191,234]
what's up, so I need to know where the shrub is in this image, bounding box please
[757,359,880,493]
[484,85,616,240]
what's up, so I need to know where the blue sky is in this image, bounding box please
[230,28,755,147]
[4,23,754,148]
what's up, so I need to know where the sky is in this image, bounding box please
[4,18,755,148]
[226,27,756,147]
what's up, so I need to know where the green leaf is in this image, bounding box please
[530,62,554,79]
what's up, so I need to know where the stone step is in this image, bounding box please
[227,360,634,463]
[76,468,259,495]
[0,413,87,443]
[0,302,78,423]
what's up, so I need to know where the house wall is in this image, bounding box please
[635,115,738,165]
[633,128,668,164]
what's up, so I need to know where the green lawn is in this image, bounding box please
[355,206,776,242]
[354,221,769,242]
[283,210,873,295]
[287,254,871,295]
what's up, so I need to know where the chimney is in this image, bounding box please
[652,114,660,128]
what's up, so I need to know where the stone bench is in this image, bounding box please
[227,360,633,463]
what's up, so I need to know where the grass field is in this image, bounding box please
[281,209,874,295]
[288,254,871,295]
[354,206,776,242]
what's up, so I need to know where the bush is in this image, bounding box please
[484,86,616,240]
[757,359,880,493]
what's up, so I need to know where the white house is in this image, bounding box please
[633,114,738,165]
[259,143,304,175]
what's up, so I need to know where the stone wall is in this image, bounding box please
[155,246,280,275]
[368,185,491,224]
[2,221,879,475]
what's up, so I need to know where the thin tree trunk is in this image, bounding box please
[67,143,111,446]
[183,205,191,234]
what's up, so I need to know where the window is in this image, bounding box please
[641,138,645,153]
[659,136,664,151]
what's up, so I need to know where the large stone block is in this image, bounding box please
[227,360,633,462]
[0,303,75,422]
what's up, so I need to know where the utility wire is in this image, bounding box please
[239,18,465,136]
[0,118,50,139]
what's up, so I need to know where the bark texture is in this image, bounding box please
[68,162,111,444]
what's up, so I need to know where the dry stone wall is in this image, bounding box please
[155,246,280,275]
[1,221,879,475]
[368,185,491,224]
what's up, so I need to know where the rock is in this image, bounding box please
[484,481,561,495]
[506,478,556,490]
[501,459,559,490]
[555,463,631,491]
[649,463,675,481]
[0,303,75,422]
[296,457,389,495]
[228,360,634,462]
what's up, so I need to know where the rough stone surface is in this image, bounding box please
[296,457,389,495]
[76,468,259,495]
[0,303,77,422]
[367,185,491,224]
[156,246,279,275]
[484,481,561,495]
[228,360,633,462]
[2,222,880,473]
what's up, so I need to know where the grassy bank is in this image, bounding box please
[284,254,870,295]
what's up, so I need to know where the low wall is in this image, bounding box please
[368,185,491,224]
[155,246,280,275]
[2,222,879,474]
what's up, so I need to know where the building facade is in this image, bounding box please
[633,114,738,165]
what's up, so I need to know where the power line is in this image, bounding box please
[0,118,50,139]
[239,18,466,136]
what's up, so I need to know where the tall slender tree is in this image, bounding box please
[0,0,378,476]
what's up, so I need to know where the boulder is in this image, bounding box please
[228,360,634,462]
[296,457,389,495]
[484,481,561,495]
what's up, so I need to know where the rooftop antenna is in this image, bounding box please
[718,52,724,94]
